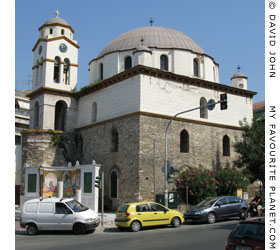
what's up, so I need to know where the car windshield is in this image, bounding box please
[196,197,218,207]
[231,223,265,241]
[66,200,89,212]
[117,205,129,213]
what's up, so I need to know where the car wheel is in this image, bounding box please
[130,221,141,232]
[207,212,216,224]
[171,217,181,228]
[27,223,38,236]
[239,209,247,219]
[73,223,86,235]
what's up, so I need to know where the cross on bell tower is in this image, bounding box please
[55,10,60,18]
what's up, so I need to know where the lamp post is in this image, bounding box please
[39,165,44,198]
[164,99,223,207]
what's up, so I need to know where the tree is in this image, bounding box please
[234,118,265,188]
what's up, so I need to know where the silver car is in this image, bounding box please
[184,196,248,224]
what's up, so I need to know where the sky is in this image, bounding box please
[14,0,264,103]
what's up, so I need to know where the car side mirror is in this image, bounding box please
[164,209,169,213]
[216,202,221,207]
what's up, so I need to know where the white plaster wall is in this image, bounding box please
[77,76,141,128]
[89,49,220,83]
[32,39,78,91]
[140,75,253,127]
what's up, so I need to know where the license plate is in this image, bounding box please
[235,246,252,250]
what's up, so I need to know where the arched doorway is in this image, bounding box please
[54,100,67,131]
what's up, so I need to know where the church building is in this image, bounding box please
[22,12,256,210]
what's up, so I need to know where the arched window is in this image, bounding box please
[112,129,119,152]
[54,101,67,131]
[160,55,168,71]
[64,58,70,85]
[125,56,132,70]
[36,60,39,86]
[99,63,103,81]
[200,97,208,119]
[34,101,39,129]
[223,135,230,156]
[111,171,118,198]
[91,102,97,123]
[54,57,60,83]
[193,58,199,77]
[213,67,216,82]
[180,130,189,153]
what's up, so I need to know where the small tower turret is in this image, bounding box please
[231,65,248,90]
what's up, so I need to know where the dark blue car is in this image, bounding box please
[184,196,248,224]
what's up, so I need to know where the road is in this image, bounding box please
[15,219,239,250]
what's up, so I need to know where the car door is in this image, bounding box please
[213,197,231,219]
[149,203,170,226]
[228,196,242,216]
[135,204,155,227]
[53,202,75,230]
[36,202,56,230]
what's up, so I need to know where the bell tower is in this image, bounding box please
[28,11,79,132]
[31,10,79,92]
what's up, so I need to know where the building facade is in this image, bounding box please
[23,13,256,210]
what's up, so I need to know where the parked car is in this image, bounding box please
[115,201,184,232]
[20,197,100,235]
[184,196,248,224]
[225,217,265,250]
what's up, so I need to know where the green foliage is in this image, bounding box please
[176,166,249,205]
[50,132,64,146]
[176,167,217,204]
[214,167,249,196]
[234,118,265,187]
[76,81,102,97]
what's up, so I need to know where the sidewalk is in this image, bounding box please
[15,207,116,234]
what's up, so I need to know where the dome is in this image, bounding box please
[98,26,206,57]
[231,72,248,80]
[45,17,69,26]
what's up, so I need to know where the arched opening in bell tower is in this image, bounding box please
[54,100,67,131]
[64,58,70,85]
[53,57,61,83]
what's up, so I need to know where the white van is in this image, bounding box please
[20,197,100,235]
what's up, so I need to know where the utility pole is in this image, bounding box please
[164,96,227,207]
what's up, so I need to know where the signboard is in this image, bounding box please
[42,169,81,197]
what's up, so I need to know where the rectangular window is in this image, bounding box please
[27,174,37,193]
[61,29,64,35]
[50,28,53,34]
[15,135,21,145]
[39,202,53,213]
[84,172,92,193]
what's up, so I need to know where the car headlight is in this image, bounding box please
[85,218,95,222]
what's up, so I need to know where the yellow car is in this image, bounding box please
[115,202,184,232]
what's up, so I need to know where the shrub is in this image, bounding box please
[176,166,249,205]
[176,167,217,205]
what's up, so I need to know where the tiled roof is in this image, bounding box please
[253,101,265,110]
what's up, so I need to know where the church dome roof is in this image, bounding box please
[45,17,69,25]
[231,72,248,80]
[98,26,206,57]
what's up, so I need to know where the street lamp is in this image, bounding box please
[164,98,225,207]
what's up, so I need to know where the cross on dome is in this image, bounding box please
[55,10,60,18]
[149,18,154,26]
[237,65,241,72]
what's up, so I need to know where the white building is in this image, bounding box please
[23,12,256,209]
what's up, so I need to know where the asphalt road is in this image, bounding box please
[15,219,239,250]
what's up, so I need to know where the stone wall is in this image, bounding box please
[138,114,243,201]
[77,113,243,210]
[79,115,140,210]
